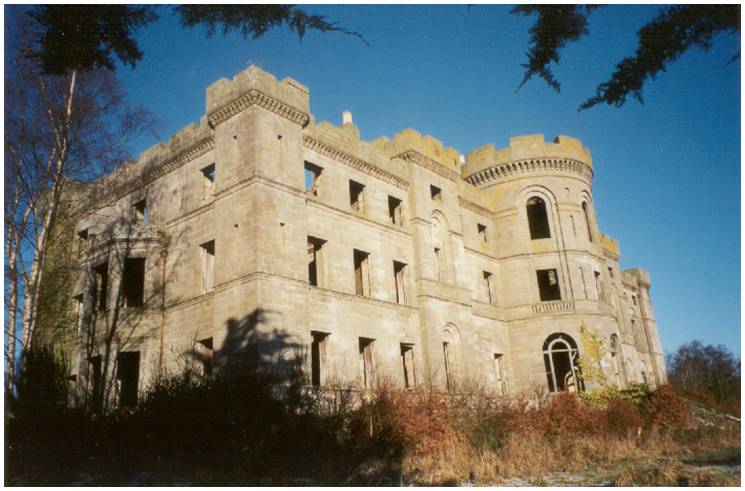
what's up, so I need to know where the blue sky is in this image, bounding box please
[112,5,740,356]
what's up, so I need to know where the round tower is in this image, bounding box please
[462,134,619,393]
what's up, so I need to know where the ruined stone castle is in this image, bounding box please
[69,66,665,408]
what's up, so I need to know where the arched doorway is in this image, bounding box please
[543,333,584,393]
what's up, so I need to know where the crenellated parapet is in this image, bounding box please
[462,134,594,188]
[601,233,620,260]
[206,65,310,128]
[303,120,410,190]
[623,268,652,289]
[79,117,214,216]
[373,128,462,181]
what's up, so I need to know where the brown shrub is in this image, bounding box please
[606,397,643,438]
[532,392,605,437]
[643,385,690,430]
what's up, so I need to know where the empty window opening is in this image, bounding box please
[359,337,375,389]
[582,201,593,241]
[434,247,443,281]
[579,267,588,299]
[536,269,561,301]
[353,249,370,297]
[116,351,140,408]
[304,161,323,195]
[632,295,638,306]
[608,267,614,279]
[610,334,623,386]
[77,229,89,257]
[133,199,148,224]
[594,271,604,301]
[122,257,145,307]
[201,240,215,293]
[478,223,488,243]
[543,333,583,393]
[93,262,109,312]
[526,196,551,239]
[88,355,102,412]
[201,163,216,197]
[311,331,329,387]
[443,341,453,391]
[349,180,365,213]
[430,184,442,202]
[393,260,407,304]
[388,195,403,225]
[307,236,326,287]
[401,343,415,388]
[73,294,84,333]
[494,353,506,395]
[570,215,577,236]
[197,337,213,377]
[483,271,494,304]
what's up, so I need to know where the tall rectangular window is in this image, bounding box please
[133,199,148,224]
[353,249,370,297]
[359,337,375,389]
[122,257,145,307]
[77,229,89,257]
[311,331,329,387]
[594,271,604,301]
[579,267,588,299]
[536,268,561,301]
[483,271,494,304]
[304,161,323,195]
[393,260,407,304]
[401,343,415,388]
[434,247,443,281]
[201,240,215,293]
[88,355,102,412]
[349,180,365,213]
[388,196,403,226]
[201,163,216,197]
[478,223,487,243]
[93,262,109,312]
[307,236,326,287]
[494,353,506,395]
[116,351,140,408]
[73,294,84,333]
[443,342,453,390]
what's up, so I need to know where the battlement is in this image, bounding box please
[206,65,310,124]
[600,233,620,258]
[623,268,652,289]
[373,128,461,173]
[463,134,592,176]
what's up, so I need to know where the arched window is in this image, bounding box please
[610,334,625,387]
[527,197,551,239]
[581,201,593,242]
[543,333,584,393]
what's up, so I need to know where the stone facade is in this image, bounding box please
[69,66,665,406]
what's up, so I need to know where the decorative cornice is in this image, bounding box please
[303,134,409,190]
[464,158,593,187]
[458,196,492,218]
[395,150,459,182]
[208,89,310,128]
[82,137,215,216]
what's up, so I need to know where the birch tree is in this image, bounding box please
[4,11,154,386]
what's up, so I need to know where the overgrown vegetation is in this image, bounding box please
[5,349,739,486]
